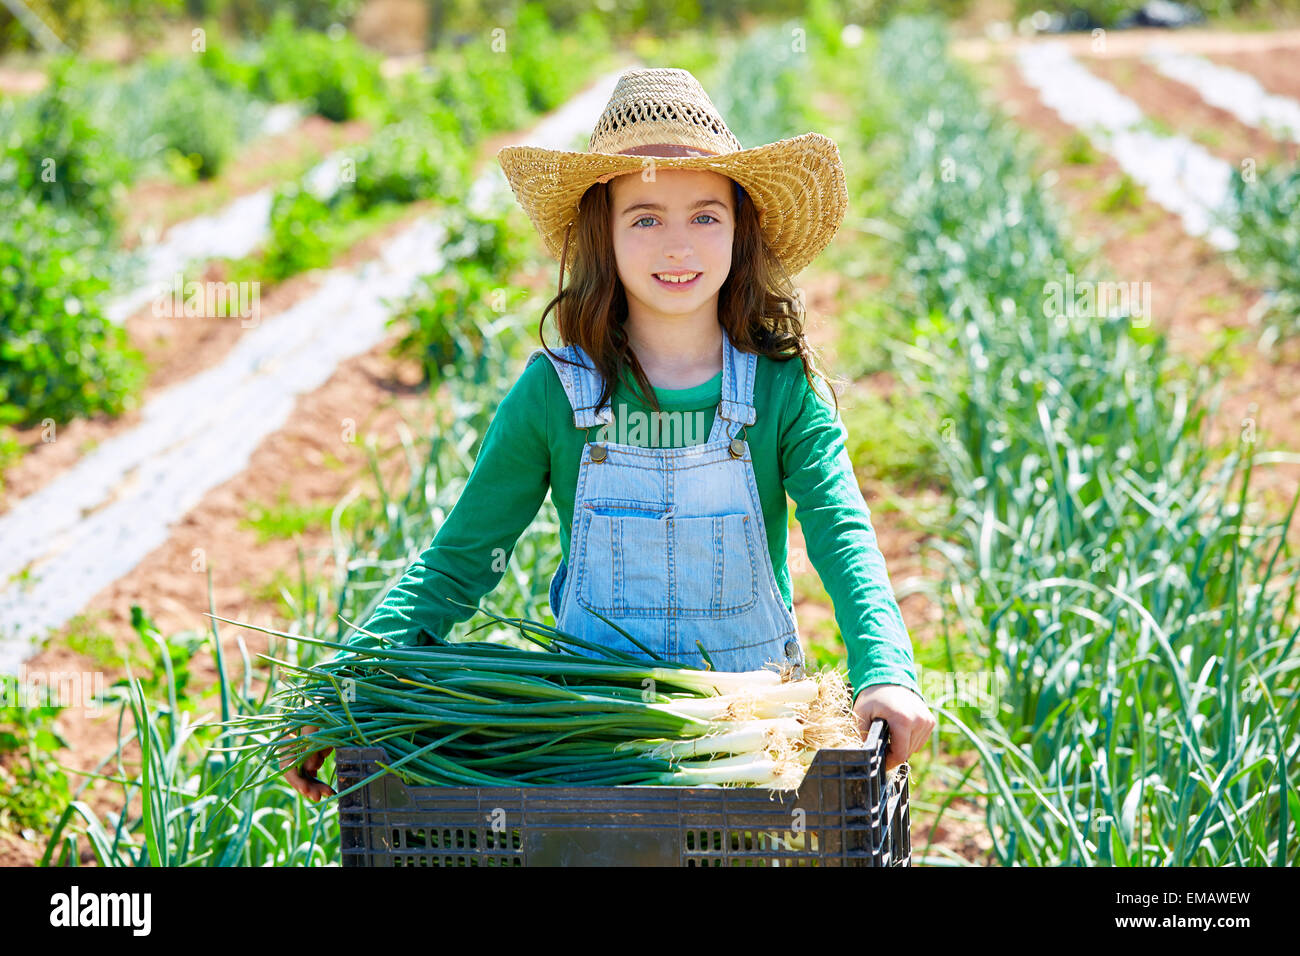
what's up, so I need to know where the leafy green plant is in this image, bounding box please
[344,110,469,208]
[253,11,383,121]
[0,426,24,492]
[508,2,610,114]
[0,678,72,833]
[241,486,358,543]
[145,57,247,180]
[0,196,147,429]
[260,181,338,280]
[41,303,548,865]
[2,57,131,232]
[1009,0,1146,27]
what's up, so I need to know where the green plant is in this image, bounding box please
[221,607,860,790]
[0,678,72,833]
[241,486,349,543]
[1097,172,1145,213]
[1062,130,1097,165]
[146,58,245,180]
[1009,0,1147,26]
[253,12,383,121]
[386,209,532,383]
[1222,161,1300,348]
[44,597,338,867]
[506,2,610,114]
[3,57,131,232]
[0,196,147,429]
[870,14,1300,866]
[261,181,337,280]
[344,109,469,208]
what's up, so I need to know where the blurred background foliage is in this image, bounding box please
[5,0,1300,59]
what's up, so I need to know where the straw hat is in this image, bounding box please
[496,67,848,278]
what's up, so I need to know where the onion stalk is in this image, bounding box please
[212,607,866,794]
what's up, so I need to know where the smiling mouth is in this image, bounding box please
[653,272,701,288]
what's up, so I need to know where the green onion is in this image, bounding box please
[214,606,862,792]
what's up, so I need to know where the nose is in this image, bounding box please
[662,233,694,260]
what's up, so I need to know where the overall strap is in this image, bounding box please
[527,346,613,429]
[717,328,757,426]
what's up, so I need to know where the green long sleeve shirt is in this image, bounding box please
[353,349,922,703]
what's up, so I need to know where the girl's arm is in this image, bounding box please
[778,365,925,706]
[344,358,553,651]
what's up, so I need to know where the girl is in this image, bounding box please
[286,68,934,801]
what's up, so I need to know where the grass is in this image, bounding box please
[841,388,942,488]
[1061,130,1098,166]
[0,427,25,494]
[57,612,124,669]
[0,690,72,834]
[240,486,344,544]
[1097,172,1146,213]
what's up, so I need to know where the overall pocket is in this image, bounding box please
[575,509,758,618]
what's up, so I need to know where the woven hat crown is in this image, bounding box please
[495,65,849,278]
[588,68,742,156]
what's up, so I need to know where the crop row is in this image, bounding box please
[867,16,1299,865]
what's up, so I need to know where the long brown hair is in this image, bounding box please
[536,176,843,421]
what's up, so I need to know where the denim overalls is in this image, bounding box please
[527,329,805,677]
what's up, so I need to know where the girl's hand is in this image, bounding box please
[852,684,935,772]
[280,724,337,802]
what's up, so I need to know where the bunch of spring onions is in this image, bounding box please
[213,604,865,794]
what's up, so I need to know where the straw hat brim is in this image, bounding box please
[496,131,847,278]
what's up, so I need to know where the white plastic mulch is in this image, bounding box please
[1144,43,1300,144]
[0,66,631,674]
[1014,41,1239,252]
[105,106,350,324]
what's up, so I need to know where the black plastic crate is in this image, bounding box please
[335,717,910,867]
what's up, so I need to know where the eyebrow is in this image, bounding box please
[620,198,728,216]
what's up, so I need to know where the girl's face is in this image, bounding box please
[608,168,735,327]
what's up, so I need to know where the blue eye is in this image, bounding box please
[631,213,720,228]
